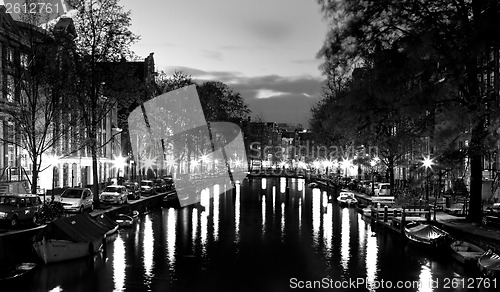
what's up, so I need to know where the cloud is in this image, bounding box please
[255,89,287,99]
[159,66,325,126]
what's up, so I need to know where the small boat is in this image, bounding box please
[449,240,485,265]
[307,182,318,188]
[404,222,449,249]
[0,263,37,281]
[33,214,108,264]
[337,191,358,206]
[93,214,119,236]
[478,249,500,277]
[115,214,134,227]
[131,210,139,219]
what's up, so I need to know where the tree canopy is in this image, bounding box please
[316,0,500,221]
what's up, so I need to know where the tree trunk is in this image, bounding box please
[91,123,100,205]
[31,168,38,195]
[387,157,395,193]
[468,121,485,222]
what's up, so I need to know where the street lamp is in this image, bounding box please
[112,154,127,180]
[421,155,434,201]
[370,158,378,195]
[340,158,352,178]
[45,154,61,202]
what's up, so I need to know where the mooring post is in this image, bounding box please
[400,208,406,234]
[384,205,388,222]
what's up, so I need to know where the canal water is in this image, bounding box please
[10,177,497,291]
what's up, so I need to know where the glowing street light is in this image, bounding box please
[421,155,435,201]
[112,155,127,178]
[340,158,352,178]
[422,156,434,169]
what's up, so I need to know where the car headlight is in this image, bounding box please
[0,212,7,218]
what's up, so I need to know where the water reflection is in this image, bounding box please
[261,195,266,236]
[340,208,350,271]
[323,203,333,258]
[419,265,433,292]
[19,177,495,292]
[113,236,126,292]
[143,215,154,284]
[280,202,285,241]
[280,177,286,193]
[235,182,241,243]
[365,223,378,291]
[312,188,321,241]
[192,207,198,252]
[213,185,220,241]
[167,208,176,265]
[261,178,267,190]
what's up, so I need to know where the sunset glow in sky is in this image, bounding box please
[120,0,328,126]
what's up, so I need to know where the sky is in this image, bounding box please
[120,0,328,127]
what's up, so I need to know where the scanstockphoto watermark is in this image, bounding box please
[248,142,379,161]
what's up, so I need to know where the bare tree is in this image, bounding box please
[0,3,76,194]
[69,0,139,203]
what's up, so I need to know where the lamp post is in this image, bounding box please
[370,158,378,196]
[45,154,61,202]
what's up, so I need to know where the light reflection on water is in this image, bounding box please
[167,208,176,266]
[341,207,350,271]
[143,215,154,284]
[112,236,125,292]
[312,188,321,241]
[19,177,495,292]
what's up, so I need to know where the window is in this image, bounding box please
[6,74,15,102]
[20,53,29,69]
[6,47,14,67]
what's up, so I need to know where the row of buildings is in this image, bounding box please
[0,6,155,193]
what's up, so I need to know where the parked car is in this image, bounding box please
[100,185,128,204]
[153,179,167,193]
[375,183,391,196]
[163,175,175,190]
[0,194,43,227]
[124,182,140,200]
[140,180,156,196]
[58,188,94,213]
[482,203,500,226]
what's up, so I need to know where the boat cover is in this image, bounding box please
[34,213,108,243]
[407,224,447,240]
[480,250,500,269]
[93,213,118,232]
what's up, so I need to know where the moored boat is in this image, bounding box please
[404,222,449,249]
[337,191,358,207]
[449,240,485,265]
[93,214,119,236]
[478,249,500,277]
[33,214,108,264]
[0,263,37,281]
[115,214,134,227]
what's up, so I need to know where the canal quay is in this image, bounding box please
[2,176,499,292]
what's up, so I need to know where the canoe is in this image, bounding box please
[478,249,500,278]
[449,240,485,265]
[404,222,449,249]
[0,263,37,281]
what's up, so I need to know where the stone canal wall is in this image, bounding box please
[0,192,169,269]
